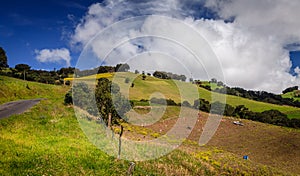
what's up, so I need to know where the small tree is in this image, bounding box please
[72,82,92,109]
[210,101,225,115]
[182,100,191,107]
[179,75,187,82]
[15,64,31,72]
[64,90,73,105]
[95,78,131,125]
[125,77,130,84]
[0,47,8,69]
[210,78,217,83]
[115,63,130,72]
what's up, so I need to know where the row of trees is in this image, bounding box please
[75,63,130,77]
[282,86,298,94]
[132,97,300,128]
[197,78,300,108]
[152,71,187,81]
[213,86,300,108]
[192,98,300,128]
[0,64,75,85]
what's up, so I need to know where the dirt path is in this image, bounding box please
[0,99,43,119]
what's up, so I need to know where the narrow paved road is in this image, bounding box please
[0,99,43,119]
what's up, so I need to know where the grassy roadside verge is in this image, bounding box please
[0,76,69,104]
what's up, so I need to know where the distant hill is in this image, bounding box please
[282,89,300,102]
[68,72,300,119]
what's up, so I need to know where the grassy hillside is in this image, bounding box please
[80,72,300,119]
[198,87,300,118]
[282,90,300,101]
[0,76,69,104]
[0,75,297,175]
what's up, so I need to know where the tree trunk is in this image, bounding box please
[108,113,112,129]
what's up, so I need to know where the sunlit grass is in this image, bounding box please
[0,75,296,175]
[83,73,300,119]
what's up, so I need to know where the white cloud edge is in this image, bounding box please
[35,48,71,67]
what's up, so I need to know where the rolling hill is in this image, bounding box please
[1,75,299,175]
[282,90,300,101]
[70,72,300,119]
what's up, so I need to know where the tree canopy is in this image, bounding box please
[153,71,186,81]
[15,64,31,72]
[95,78,131,125]
[282,86,298,94]
[0,47,9,69]
[115,63,130,72]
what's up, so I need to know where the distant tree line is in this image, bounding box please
[149,97,178,106]
[197,78,300,108]
[0,57,131,85]
[76,63,130,77]
[192,98,300,128]
[213,86,300,108]
[133,97,300,129]
[0,62,130,85]
[282,86,298,94]
[153,71,187,81]
[0,63,75,85]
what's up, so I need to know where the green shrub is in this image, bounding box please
[64,90,72,105]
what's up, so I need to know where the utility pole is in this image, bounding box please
[23,70,25,81]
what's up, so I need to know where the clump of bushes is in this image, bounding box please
[64,90,72,105]
[192,98,300,128]
[150,97,178,106]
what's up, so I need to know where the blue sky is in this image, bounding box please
[0,0,299,71]
[290,51,300,75]
[0,0,100,70]
[0,0,300,92]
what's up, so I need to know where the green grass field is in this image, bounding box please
[198,87,300,118]
[86,72,300,119]
[0,75,296,175]
[0,76,69,104]
[282,90,300,101]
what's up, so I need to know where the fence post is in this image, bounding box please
[118,125,124,160]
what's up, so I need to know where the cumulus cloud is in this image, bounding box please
[71,0,300,93]
[71,0,185,47]
[35,48,71,67]
[205,0,300,43]
[295,67,300,76]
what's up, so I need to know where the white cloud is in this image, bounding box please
[205,0,300,44]
[35,48,71,67]
[71,0,300,93]
[70,0,184,47]
[295,67,300,76]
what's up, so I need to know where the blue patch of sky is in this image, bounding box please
[290,51,300,76]
[0,0,102,69]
